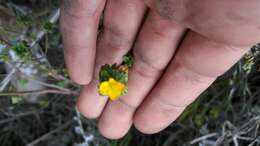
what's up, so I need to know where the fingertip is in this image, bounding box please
[97,101,133,140]
[76,99,100,119]
[133,116,167,134]
[64,48,95,85]
[60,0,101,86]
[76,83,108,119]
[133,98,184,135]
[98,121,127,140]
[133,113,159,134]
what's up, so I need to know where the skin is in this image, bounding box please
[60,0,260,139]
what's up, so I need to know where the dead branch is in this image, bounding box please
[0,111,39,125]
[0,89,78,96]
[189,133,218,145]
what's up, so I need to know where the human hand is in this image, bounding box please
[60,0,260,139]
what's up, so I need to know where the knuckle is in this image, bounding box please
[132,51,165,79]
[102,25,132,51]
[63,43,90,55]
[172,61,215,89]
[152,0,185,21]
[133,49,165,75]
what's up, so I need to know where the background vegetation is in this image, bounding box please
[0,0,259,146]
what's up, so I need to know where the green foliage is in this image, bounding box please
[99,64,128,84]
[18,79,29,87]
[39,100,49,107]
[59,68,69,77]
[209,105,222,119]
[99,52,133,84]
[0,42,34,63]
[16,14,33,26]
[122,53,134,67]
[55,80,69,88]
[110,134,132,146]
[178,93,203,122]
[194,115,205,127]
[243,54,255,74]
[11,96,23,104]
[10,42,33,63]
[43,22,57,33]
[192,103,224,127]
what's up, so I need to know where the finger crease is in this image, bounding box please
[118,98,137,111]
[134,52,165,78]
[155,97,187,111]
[103,25,132,50]
[176,59,218,80]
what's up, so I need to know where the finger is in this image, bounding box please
[77,0,146,119]
[134,31,250,134]
[98,11,186,139]
[60,0,106,84]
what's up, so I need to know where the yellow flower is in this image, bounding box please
[99,78,126,101]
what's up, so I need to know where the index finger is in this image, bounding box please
[60,0,106,84]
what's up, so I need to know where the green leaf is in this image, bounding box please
[10,42,33,63]
[16,14,33,26]
[18,79,29,87]
[99,65,110,82]
[11,96,23,104]
[43,22,57,33]
[39,100,49,107]
[99,64,128,84]
[56,80,69,88]
[209,106,222,119]
[122,53,133,67]
[194,115,205,127]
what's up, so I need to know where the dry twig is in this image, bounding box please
[0,89,78,96]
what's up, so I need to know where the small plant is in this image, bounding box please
[11,96,24,104]
[243,53,255,74]
[98,53,133,101]
[16,14,33,26]
[10,42,33,63]
[43,21,57,33]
